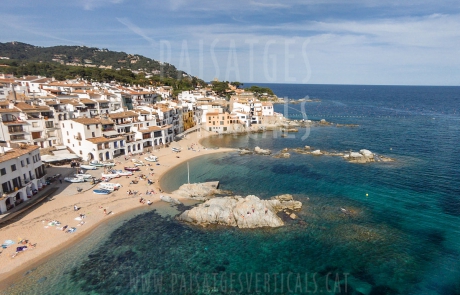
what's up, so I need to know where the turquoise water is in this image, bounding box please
[4,85,460,294]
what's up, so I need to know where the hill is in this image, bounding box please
[0,41,182,78]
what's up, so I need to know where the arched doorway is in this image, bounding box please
[137,143,141,151]
[14,193,23,206]
[87,153,94,162]
[6,197,14,211]
[105,151,110,160]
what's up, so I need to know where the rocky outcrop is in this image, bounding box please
[177,194,302,228]
[273,152,290,159]
[160,195,183,205]
[254,146,271,155]
[171,182,222,201]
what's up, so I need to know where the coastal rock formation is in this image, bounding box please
[171,182,222,201]
[160,195,183,205]
[273,152,290,159]
[254,146,271,155]
[177,194,302,228]
[311,149,322,155]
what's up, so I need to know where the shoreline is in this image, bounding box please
[0,129,236,291]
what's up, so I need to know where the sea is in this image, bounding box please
[2,84,460,295]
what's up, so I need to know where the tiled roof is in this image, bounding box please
[86,136,124,144]
[0,145,40,164]
[71,118,101,125]
[79,98,96,104]
[139,126,161,133]
[108,111,138,119]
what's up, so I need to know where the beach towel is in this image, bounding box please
[66,227,77,233]
[2,240,15,248]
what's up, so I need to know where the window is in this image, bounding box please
[92,132,95,137]
[71,124,73,128]
[26,158,30,165]
[87,125,90,130]
[220,121,224,125]
[96,124,99,129]
[0,168,6,175]
[62,123,65,128]
[67,131,69,135]
[79,142,81,146]
[67,139,70,143]
[21,160,24,167]
[79,150,82,155]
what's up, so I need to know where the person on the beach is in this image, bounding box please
[103,209,107,215]
[74,205,78,211]
[62,225,68,231]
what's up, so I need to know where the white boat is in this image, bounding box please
[93,189,111,195]
[171,147,181,153]
[114,170,133,176]
[81,165,97,170]
[64,177,85,183]
[144,155,158,162]
[101,173,120,179]
[131,159,145,166]
[74,174,93,179]
[90,160,115,167]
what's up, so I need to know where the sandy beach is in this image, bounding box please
[0,129,235,290]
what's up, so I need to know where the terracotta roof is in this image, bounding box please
[95,100,109,103]
[45,100,59,105]
[14,102,51,112]
[100,118,114,125]
[71,118,101,125]
[0,101,10,106]
[79,98,96,104]
[86,136,124,144]
[0,145,40,164]
[0,107,21,113]
[139,126,161,133]
[108,111,138,119]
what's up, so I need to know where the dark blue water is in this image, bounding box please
[6,85,460,295]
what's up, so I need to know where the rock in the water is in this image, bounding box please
[171,182,220,201]
[160,195,182,205]
[177,194,302,228]
[254,146,272,155]
[311,149,322,155]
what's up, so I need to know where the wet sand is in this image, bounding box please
[0,129,235,290]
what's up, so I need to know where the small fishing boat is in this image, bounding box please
[64,177,85,183]
[110,169,133,176]
[124,166,140,171]
[144,155,158,162]
[132,159,145,166]
[171,147,181,153]
[90,160,115,167]
[74,174,93,179]
[81,165,97,170]
[101,173,120,179]
[93,189,112,195]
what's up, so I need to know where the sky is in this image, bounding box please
[1,0,459,85]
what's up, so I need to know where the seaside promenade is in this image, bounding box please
[0,129,235,290]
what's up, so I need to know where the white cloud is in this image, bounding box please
[80,0,124,10]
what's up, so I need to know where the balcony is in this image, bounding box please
[10,135,26,141]
[8,127,26,134]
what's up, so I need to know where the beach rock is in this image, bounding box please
[273,153,290,159]
[254,146,272,155]
[177,194,302,228]
[311,149,323,155]
[172,182,221,201]
[239,149,253,155]
[160,195,182,205]
[304,146,311,150]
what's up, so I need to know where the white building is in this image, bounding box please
[0,144,47,214]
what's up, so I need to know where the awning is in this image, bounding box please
[41,154,80,162]
[103,130,119,137]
